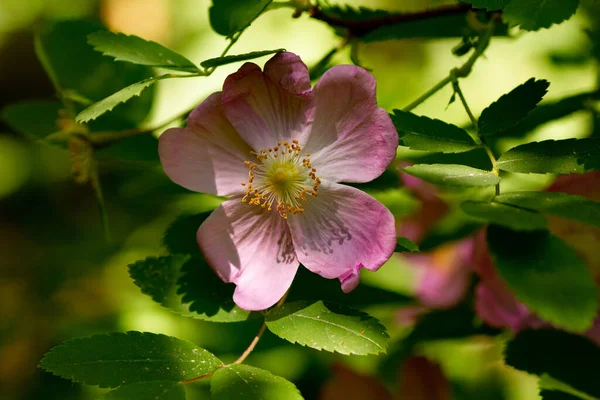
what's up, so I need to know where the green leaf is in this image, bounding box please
[35,20,154,130]
[87,31,199,72]
[505,330,600,398]
[163,212,212,255]
[104,381,185,400]
[200,49,285,68]
[211,364,303,400]
[1,100,62,139]
[462,0,511,10]
[395,237,419,253]
[129,255,258,322]
[487,226,598,331]
[39,331,223,388]
[76,75,172,123]
[460,201,548,231]
[209,0,272,37]
[495,191,600,228]
[478,78,550,136]
[503,0,580,31]
[496,138,600,174]
[265,300,389,355]
[539,375,599,400]
[402,164,501,187]
[391,110,478,153]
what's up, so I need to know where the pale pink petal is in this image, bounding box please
[158,92,251,195]
[221,52,314,151]
[411,239,473,308]
[303,65,398,183]
[287,181,396,288]
[338,263,364,293]
[197,198,299,311]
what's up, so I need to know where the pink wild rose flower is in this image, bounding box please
[158,52,398,311]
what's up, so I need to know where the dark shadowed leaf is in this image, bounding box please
[478,78,550,136]
[1,100,62,139]
[462,0,511,10]
[496,138,600,174]
[211,364,303,400]
[266,300,388,355]
[487,226,598,331]
[209,0,272,37]
[39,331,222,388]
[200,49,285,68]
[87,31,199,72]
[129,255,258,322]
[505,330,600,398]
[460,200,548,231]
[503,0,580,31]
[495,191,600,228]
[163,212,212,255]
[391,110,478,153]
[403,164,500,187]
[104,381,185,400]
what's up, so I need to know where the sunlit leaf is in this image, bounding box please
[200,49,285,68]
[104,381,185,400]
[495,191,600,228]
[391,110,478,153]
[403,164,500,187]
[395,237,419,253]
[211,364,303,400]
[505,330,600,398]
[503,0,580,31]
[460,200,548,231]
[496,138,600,174]
[87,31,199,72]
[266,300,389,355]
[478,78,550,136]
[487,226,598,331]
[39,331,223,388]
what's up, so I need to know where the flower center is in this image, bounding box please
[241,140,321,219]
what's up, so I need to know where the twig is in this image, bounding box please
[308,3,472,37]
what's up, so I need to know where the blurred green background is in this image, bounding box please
[0,0,599,399]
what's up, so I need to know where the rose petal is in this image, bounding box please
[287,181,396,288]
[197,198,299,310]
[304,65,398,183]
[158,92,251,195]
[221,52,313,151]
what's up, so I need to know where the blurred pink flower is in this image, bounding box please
[158,52,398,311]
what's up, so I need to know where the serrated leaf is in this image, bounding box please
[209,0,272,37]
[391,110,478,153]
[505,330,600,398]
[479,78,550,136]
[460,200,548,231]
[265,300,389,355]
[35,20,154,130]
[395,237,419,253]
[129,255,258,322]
[503,0,580,31]
[39,331,223,388]
[1,100,62,139]
[200,49,285,68]
[104,381,185,400]
[211,364,303,400]
[462,0,511,10]
[487,226,598,331]
[76,75,169,123]
[88,31,199,72]
[496,138,600,174]
[403,164,500,187]
[495,191,600,228]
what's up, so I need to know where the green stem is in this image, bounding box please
[402,13,499,111]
